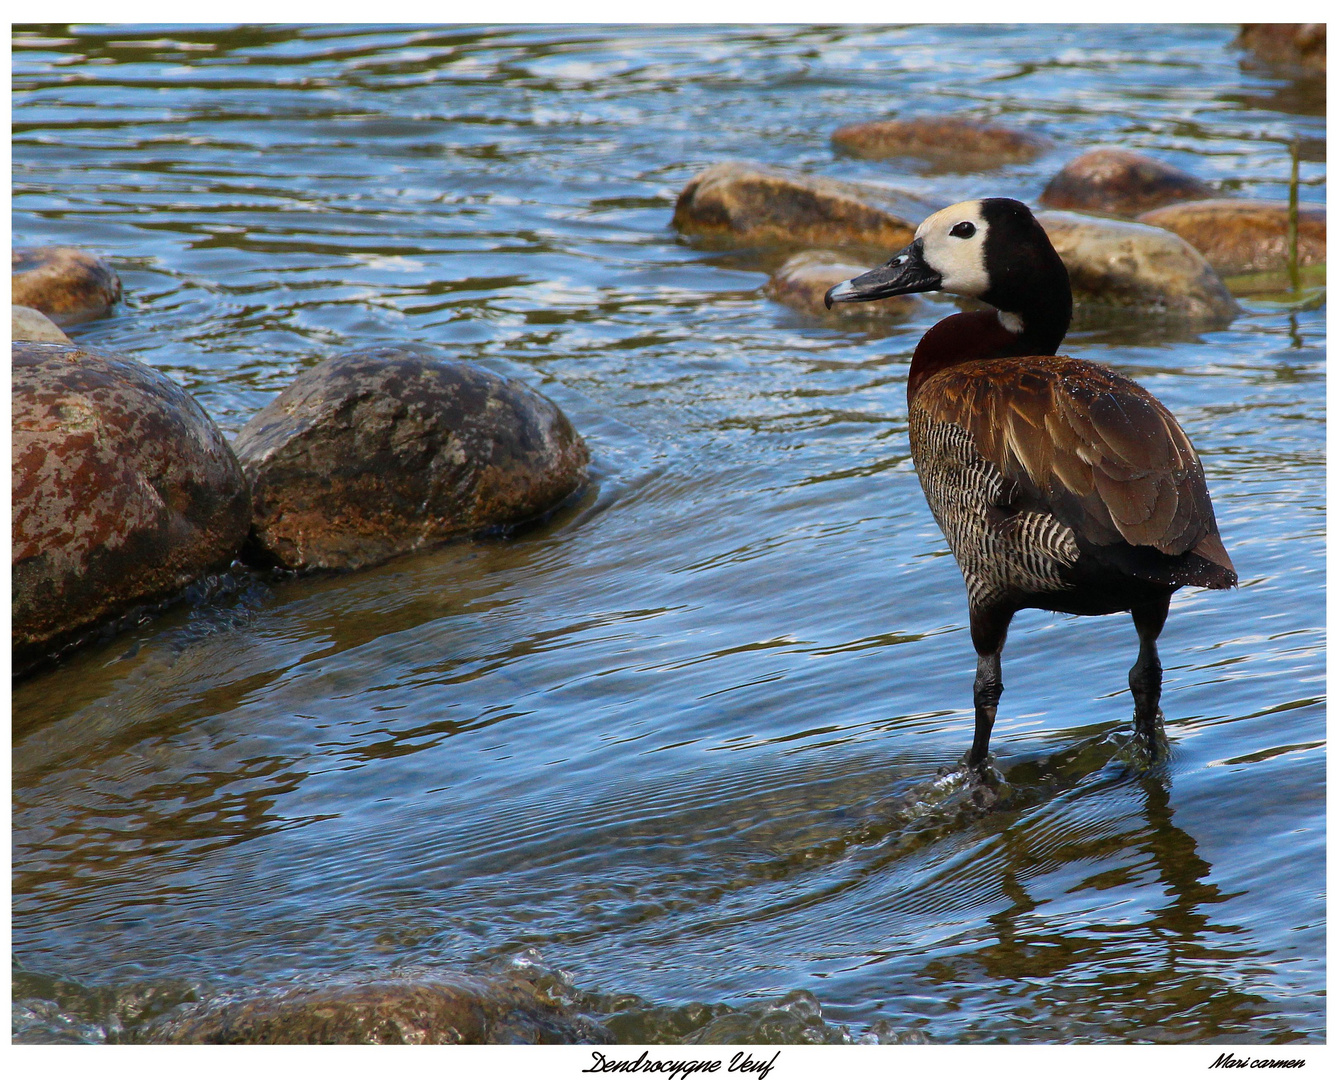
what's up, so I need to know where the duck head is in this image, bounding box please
[825,197,1071,349]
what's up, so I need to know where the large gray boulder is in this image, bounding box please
[12,247,122,326]
[1137,198,1326,277]
[1036,210,1241,322]
[1039,148,1214,217]
[12,343,252,669]
[672,161,921,254]
[233,345,589,573]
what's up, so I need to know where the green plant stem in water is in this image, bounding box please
[1288,137,1300,293]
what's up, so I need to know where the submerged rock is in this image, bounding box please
[683,991,866,1045]
[1035,210,1241,322]
[12,343,252,669]
[12,998,111,1044]
[672,161,918,254]
[831,116,1048,171]
[1039,148,1214,217]
[12,304,72,344]
[765,250,917,319]
[599,986,927,1046]
[143,970,613,1045]
[1136,198,1326,276]
[233,345,589,573]
[11,246,122,326]
[11,967,202,1045]
[1237,23,1326,73]
[15,951,918,1047]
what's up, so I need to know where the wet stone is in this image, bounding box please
[1237,23,1326,73]
[672,161,918,255]
[12,999,109,1045]
[12,246,122,326]
[1136,198,1326,277]
[11,966,201,1045]
[11,342,252,670]
[141,971,614,1045]
[765,250,918,320]
[831,116,1048,171]
[594,987,893,1045]
[1035,210,1241,322]
[12,304,72,344]
[1039,148,1215,217]
[682,991,850,1045]
[232,345,590,573]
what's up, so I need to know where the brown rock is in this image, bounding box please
[12,343,252,668]
[1238,24,1326,73]
[1039,148,1215,217]
[12,304,72,344]
[1035,210,1241,322]
[12,247,122,326]
[143,971,612,1044]
[831,116,1048,171]
[765,251,917,319]
[672,161,919,254]
[1136,198,1326,276]
[233,345,589,573]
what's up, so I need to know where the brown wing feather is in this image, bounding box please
[915,356,1232,572]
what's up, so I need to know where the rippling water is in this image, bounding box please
[11,24,1325,1043]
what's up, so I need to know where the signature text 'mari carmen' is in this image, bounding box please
[1209,1053,1306,1070]
[583,1050,781,1080]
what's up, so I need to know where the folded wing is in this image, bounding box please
[918,356,1235,585]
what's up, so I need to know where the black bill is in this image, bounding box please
[823,238,941,308]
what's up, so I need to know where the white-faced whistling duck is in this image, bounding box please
[825,197,1236,767]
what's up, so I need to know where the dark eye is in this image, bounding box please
[950,221,976,239]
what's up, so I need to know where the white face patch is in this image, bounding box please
[914,199,990,298]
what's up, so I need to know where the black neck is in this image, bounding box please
[981,251,1072,356]
[1004,296,1070,356]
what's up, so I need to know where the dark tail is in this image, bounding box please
[1082,533,1237,591]
[1187,533,1237,589]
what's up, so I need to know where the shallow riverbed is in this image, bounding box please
[11,23,1325,1043]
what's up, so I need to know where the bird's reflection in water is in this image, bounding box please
[907,743,1298,1042]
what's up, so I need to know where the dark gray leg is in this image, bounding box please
[1130,595,1172,749]
[968,607,1011,767]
